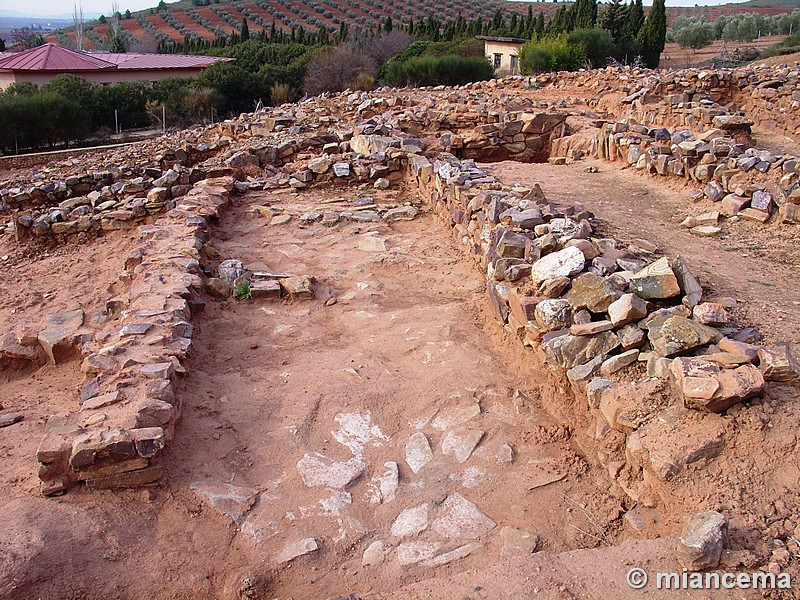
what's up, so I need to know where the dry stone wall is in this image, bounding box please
[407,150,798,510]
[36,177,233,495]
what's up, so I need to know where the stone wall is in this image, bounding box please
[36,177,233,495]
[406,151,797,511]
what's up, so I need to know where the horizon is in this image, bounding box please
[0,0,763,20]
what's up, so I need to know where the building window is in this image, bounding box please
[510,55,519,73]
[493,53,502,69]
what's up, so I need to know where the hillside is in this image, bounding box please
[40,0,798,52]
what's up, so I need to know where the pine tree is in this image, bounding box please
[600,0,625,41]
[637,0,666,68]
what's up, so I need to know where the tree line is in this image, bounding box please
[517,0,666,74]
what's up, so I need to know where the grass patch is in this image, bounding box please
[747,279,776,287]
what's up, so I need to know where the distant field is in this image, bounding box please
[32,0,797,52]
[660,34,787,69]
[0,17,70,45]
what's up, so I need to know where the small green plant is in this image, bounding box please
[234,279,252,300]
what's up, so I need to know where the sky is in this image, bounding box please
[0,0,764,20]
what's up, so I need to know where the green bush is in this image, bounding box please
[421,38,485,58]
[383,54,493,87]
[567,28,613,68]
[519,35,586,74]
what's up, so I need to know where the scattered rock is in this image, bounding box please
[676,511,728,571]
[362,540,387,566]
[421,542,483,568]
[280,276,314,298]
[405,432,434,474]
[275,538,320,564]
[499,526,539,558]
[189,481,259,524]
[397,541,441,566]
[218,259,245,284]
[0,412,24,428]
[441,427,484,463]
[38,309,84,364]
[296,453,367,489]
[431,493,496,540]
[390,504,429,538]
[204,277,231,299]
[431,403,481,430]
[358,236,387,252]
[367,461,399,504]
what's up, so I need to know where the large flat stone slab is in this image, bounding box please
[296,453,367,489]
[431,493,496,540]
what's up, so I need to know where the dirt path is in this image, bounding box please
[165,187,628,597]
[482,159,800,345]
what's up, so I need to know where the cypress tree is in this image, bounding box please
[240,16,250,41]
[572,0,597,30]
[535,11,545,37]
[622,0,644,40]
[637,0,666,68]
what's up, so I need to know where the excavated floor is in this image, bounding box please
[165,185,629,597]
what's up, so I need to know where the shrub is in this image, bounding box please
[303,46,375,95]
[519,35,585,74]
[270,81,293,104]
[353,73,375,90]
[421,37,485,58]
[383,55,493,87]
[567,28,613,67]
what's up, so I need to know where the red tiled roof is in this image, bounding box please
[0,44,233,73]
[88,51,234,70]
[0,43,116,71]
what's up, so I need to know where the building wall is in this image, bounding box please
[484,40,523,75]
[0,73,16,89]
[0,68,207,91]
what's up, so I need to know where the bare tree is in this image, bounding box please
[352,30,413,66]
[303,46,376,96]
[72,3,84,51]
